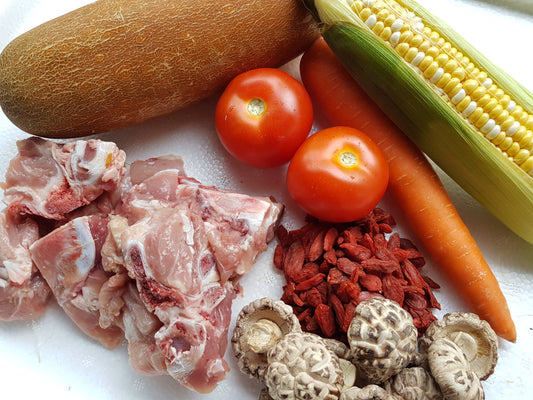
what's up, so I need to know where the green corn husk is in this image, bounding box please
[306,0,533,244]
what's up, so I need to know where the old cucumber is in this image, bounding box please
[0,0,319,138]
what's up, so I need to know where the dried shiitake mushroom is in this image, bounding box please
[419,312,498,380]
[322,338,357,389]
[265,331,345,400]
[347,297,418,384]
[339,384,394,400]
[232,297,301,382]
[428,338,484,400]
[383,367,443,400]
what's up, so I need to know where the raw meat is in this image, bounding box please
[29,215,123,349]
[0,209,51,320]
[1,140,283,393]
[3,137,126,220]
[111,158,283,392]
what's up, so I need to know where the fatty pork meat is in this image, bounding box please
[29,215,124,349]
[0,209,51,320]
[3,137,126,220]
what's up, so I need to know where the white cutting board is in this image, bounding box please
[0,1,532,399]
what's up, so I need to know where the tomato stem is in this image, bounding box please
[338,151,358,168]
[247,98,266,117]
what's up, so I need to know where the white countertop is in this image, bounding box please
[1,1,532,399]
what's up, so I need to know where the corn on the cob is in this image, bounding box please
[306,0,533,244]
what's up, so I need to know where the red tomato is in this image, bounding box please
[215,68,313,168]
[286,126,389,222]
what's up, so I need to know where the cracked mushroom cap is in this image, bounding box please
[339,385,394,400]
[383,367,443,400]
[347,297,418,384]
[232,297,301,382]
[265,331,344,400]
[428,338,484,400]
[322,338,357,389]
[418,312,498,380]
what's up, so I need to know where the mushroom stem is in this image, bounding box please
[248,319,283,354]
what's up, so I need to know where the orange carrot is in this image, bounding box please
[300,38,516,342]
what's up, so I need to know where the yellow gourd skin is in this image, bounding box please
[0,0,319,138]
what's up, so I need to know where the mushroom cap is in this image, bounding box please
[419,312,498,380]
[428,338,485,400]
[347,297,418,384]
[339,384,394,400]
[383,367,443,400]
[265,332,344,400]
[232,297,301,382]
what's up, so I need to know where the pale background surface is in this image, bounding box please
[0,1,532,399]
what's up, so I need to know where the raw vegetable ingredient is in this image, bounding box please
[286,126,389,222]
[303,0,533,245]
[215,68,313,168]
[299,37,516,342]
[274,208,441,340]
[1,138,284,393]
[0,0,319,138]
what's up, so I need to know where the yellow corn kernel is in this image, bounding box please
[456,96,472,113]
[395,42,410,56]
[373,21,385,35]
[520,131,533,148]
[434,53,449,67]
[491,131,507,146]
[404,47,419,63]
[520,156,533,175]
[507,142,521,157]
[398,30,414,44]
[462,79,479,94]
[423,62,440,79]
[418,55,433,71]
[494,110,510,126]
[443,77,461,94]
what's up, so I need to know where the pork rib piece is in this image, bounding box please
[29,215,123,349]
[114,158,283,393]
[3,137,126,220]
[0,209,51,320]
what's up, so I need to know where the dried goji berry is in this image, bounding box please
[327,268,349,286]
[342,302,357,332]
[361,257,400,274]
[323,248,338,266]
[292,262,320,283]
[382,274,405,306]
[275,225,290,248]
[273,244,284,270]
[301,287,325,308]
[402,259,426,288]
[328,293,345,329]
[296,307,312,322]
[359,273,382,292]
[359,233,375,253]
[336,257,360,277]
[323,226,339,252]
[342,225,363,244]
[340,242,372,262]
[308,229,326,262]
[283,241,305,280]
[295,273,326,291]
[315,303,336,337]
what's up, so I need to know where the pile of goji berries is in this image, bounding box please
[274,208,441,341]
